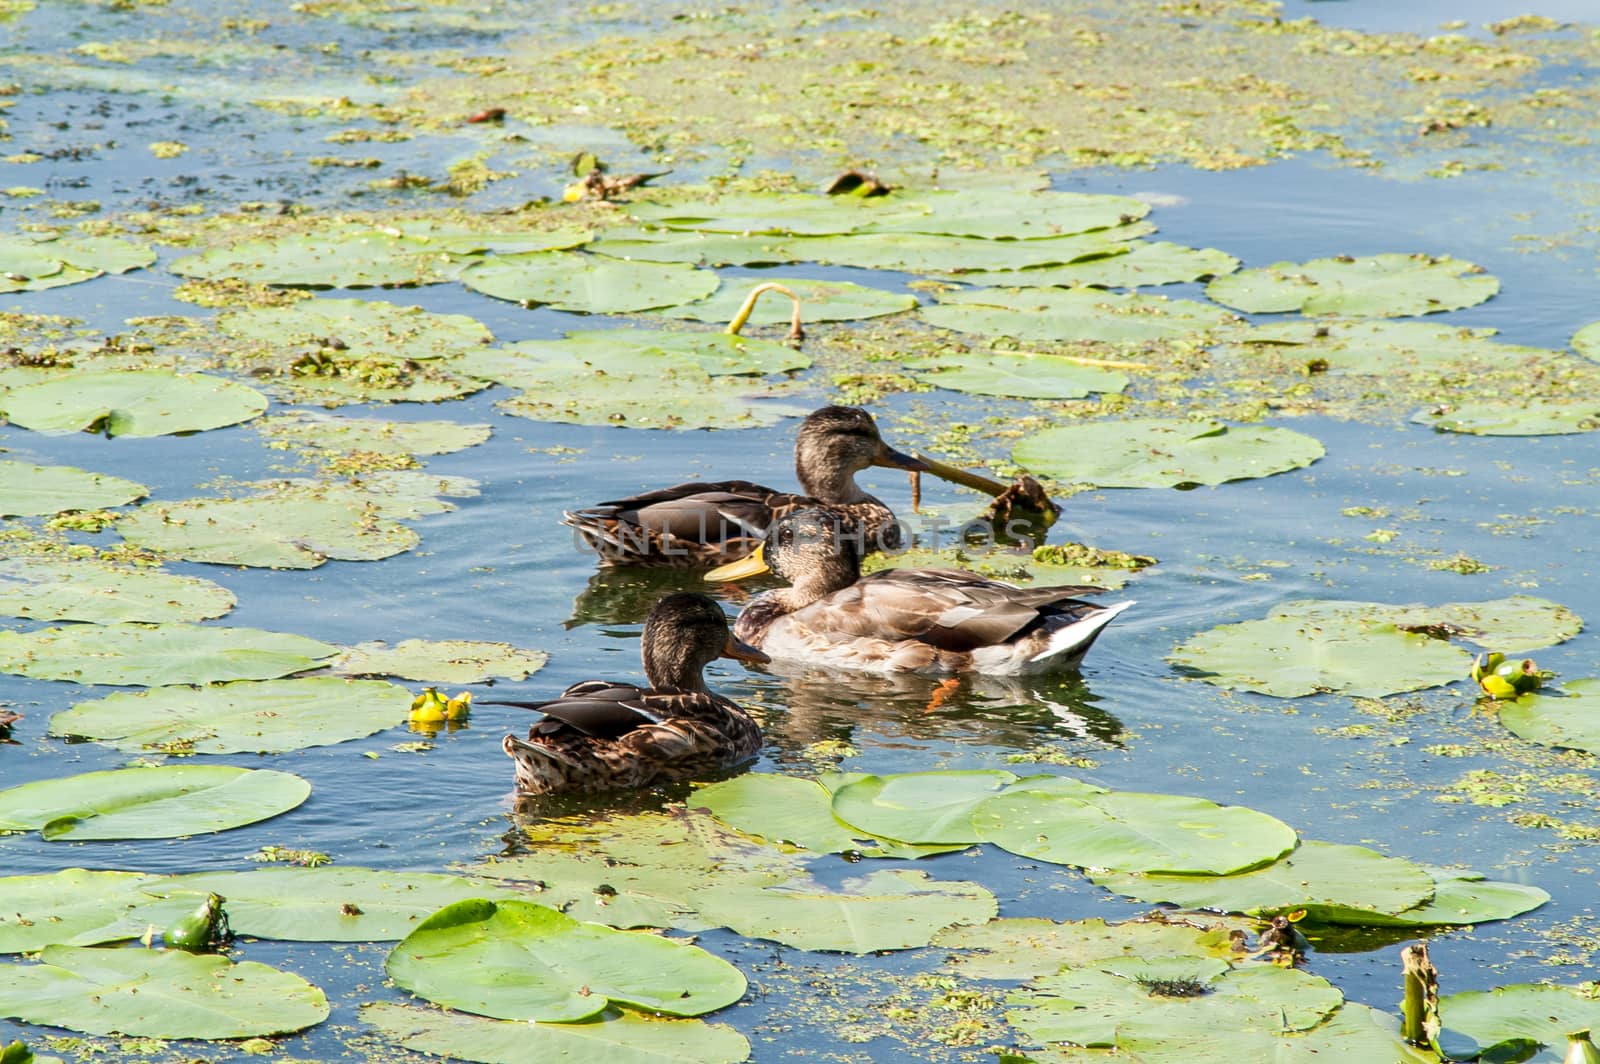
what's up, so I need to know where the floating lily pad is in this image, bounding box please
[0,460,147,517]
[782,227,1152,274]
[52,677,413,754]
[1169,607,1471,699]
[1361,867,1549,927]
[386,898,747,1022]
[331,639,548,684]
[830,770,1023,845]
[1574,321,1600,362]
[0,765,311,840]
[0,370,268,437]
[1013,418,1324,489]
[694,774,964,859]
[461,329,808,380]
[1007,954,1341,1049]
[936,916,1245,982]
[1500,678,1600,753]
[0,945,328,1039]
[625,191,891,235]
[924,287,1234,343]
[390,222,594,256]
[863,544,1145,590]
[219,297,493,361]
[859,189,1149,240]
[0,623,336,686]
[588,226,800,267]
[1089,840,1436,923]
[0,559,234,623]
[0,869,162,953]
[361,1002,751,1064]
[914,351,1129,399]
[461,252,718,313]
[1277,596,1581,655]
[1120,1001,1434,1064]
[948,241,1238,289]
[257,412,492,456]
[1224,319,1552,374]
[1412,399,1600,436]
[1437,984,1600,1064]
[1205,253,1499,317]
[973,787,1296,875]
[0,235,156,293]
[654,277,916,324]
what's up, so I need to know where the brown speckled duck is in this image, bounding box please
[563,405,927,568]
[706,509,1133,675]
[496,593,766,795]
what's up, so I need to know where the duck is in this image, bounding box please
[563,405,927,568]
[494,592,767,795]
[704,508,1133,675]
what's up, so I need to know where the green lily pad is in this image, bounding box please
[0,945,327,1039]
[1437,984,1600,1064]
[863,543,1146,590]
[1169,607,1471,699]
[0,460,147,517]
[0,765,311,840]
[781,226,1152,274]
[948,241,1239,289]
[1276,596,1582,655]
[1089,840,1436,923]
[1573,321,1600,362]
[0,370,268,437]
[1120,1002,1435,1064]
[914,351,1129,399]
[386,898,747,1022]
[1223,319,1553,374]
[924,287,1234,343]
[1361,867,1549,927]
[830,770,1024,845]
[389,222,594,256]
[588,226,800,267]
[0,869,163,953]
[461,252,718,313]
[0,235,156,293]
[330,639,548,684]
[973,787,1296,875]
[1007,954,1342,1049]
[460,329,808,380]
[1412,400,1600,436]
[118,491,420,569]
[624,190,891,235]
[219,297,493,361]
[693,773,964,859]
[1501,678,1600,753]
[858,189,1149,240]
[1206,253,1499,317]
[256,412,493,456]
[0,622,336,686]
[654,277,916,324]
[0,558,234,623]
[51,677,414,754]
[360,1001,751,1064]
[936,916,1246,982]
[1013,418,1324,489]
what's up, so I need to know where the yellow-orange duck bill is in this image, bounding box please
[722,633,770,664]
[704,542,770,583]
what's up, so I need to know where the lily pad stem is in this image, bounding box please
[726,282,804,342]
[1399,942,1440,1048]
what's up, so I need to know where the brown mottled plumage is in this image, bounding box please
[494,593,766,795]
[563,406,926,568]
[707,509,1134,675]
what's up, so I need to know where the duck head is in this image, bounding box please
[641,591,769,691]
[793,406,926,502]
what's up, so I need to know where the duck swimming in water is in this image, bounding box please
[496,592,766,795]
[563,405,927,568]
[705,508,1132,676]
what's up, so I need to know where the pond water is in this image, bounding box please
[2,2,1599,1062]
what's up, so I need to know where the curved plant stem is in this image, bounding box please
[726,282,804,341]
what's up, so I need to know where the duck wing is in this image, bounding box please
[566,480,801,548]
[804,569,1108,652]
[483,682,667,739]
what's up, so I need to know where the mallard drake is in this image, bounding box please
[494,592,767,795]
[563,405,927,568]
[705,509,1133,675]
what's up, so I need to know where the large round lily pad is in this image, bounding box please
[830,770,1023,845]
[360,1002,751,1064]
[0,869,162,953]
[0,765,311,840]
[624,190,889,235]
[1013,418,1324,489]
[973,787,1296,875]
[781,226,1151,273]
[0,944,328,1039]
[256,412,492,456]
[1412,399,1600,436]
[330,639,548,684]
[1168,604,1474,698]
[1273,596,1581,655]
[385,898,747,1022]
[859,189,1150,240]
[462,329,808,379]
[118,493,420,569]
[589,225,801,267]
[1437,984,1600,1064]
[914,351,1129,399]
[1089,840,1436,923]
[924,287,1234,343]
[219,297,493,361]
[936,916,1246,983]
[51,677,414,754]
[0,370,268,437]
[653,277,916,324]
[1500,678,1600,753]
[1574,321,1600,362]
[461,252,718,313]
[1121,1001,1434,1064]
[1358,867,1548,928]
[0,623,337,686]
[694,773,964,859]
[1206,253,1499,317]
[949,241,1239,289]
[0,559,234,623]
[0,461,147,517]
[1225,319,1552,375]
[0,235,156,293]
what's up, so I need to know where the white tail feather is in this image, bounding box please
[1029,600,1135,663]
